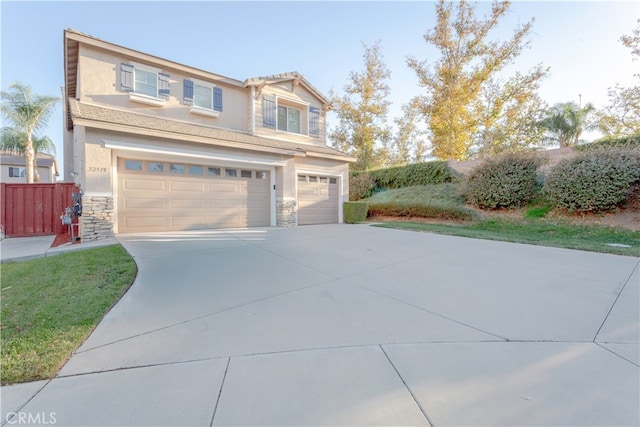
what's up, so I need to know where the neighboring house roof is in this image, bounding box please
[1,152,60,176]
[244,72,331,108]
[68,99,354,162]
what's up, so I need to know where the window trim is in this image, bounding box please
[277,104,302,134]
[126,62,167,105]
[8,166,25,178]
[187,79,222,117]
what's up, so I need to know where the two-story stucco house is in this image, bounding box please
[63,29,354,241]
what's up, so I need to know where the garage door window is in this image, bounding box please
[189,165,203,175]
[148,162,164,173]
[170,164,185,174]
[125,160,142,171]
[298,175,306,182]
[330,178,337,184]
[122,159,268,181]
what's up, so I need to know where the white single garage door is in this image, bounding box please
[118,158,270,233]
[297,174,339,225]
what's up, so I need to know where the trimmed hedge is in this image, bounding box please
[466,152,544,209]
[349,173,376,201]
[344,202,369,223]
[576,134,640,152]
[543,147,640,212]
[367,202,476,221]
[367,161,459,190]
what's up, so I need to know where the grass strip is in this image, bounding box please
[1,245,137,385]
[374,219,640,257]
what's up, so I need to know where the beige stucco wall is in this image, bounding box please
[77,45,249,132]
[253,83,327,146]
[84,142,112,193]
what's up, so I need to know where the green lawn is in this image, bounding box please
[1,245,137,385]
[375,219,640,257]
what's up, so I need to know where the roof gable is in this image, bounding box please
[244,72,331,108]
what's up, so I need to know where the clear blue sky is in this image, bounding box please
[2,1,639,175]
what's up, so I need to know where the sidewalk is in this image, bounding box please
[0,235,119,263]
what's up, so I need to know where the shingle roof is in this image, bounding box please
[1,152,59,174]
[244,72,331,106]
[68,99,354,161]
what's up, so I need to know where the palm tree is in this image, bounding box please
[1,128,56,182]
[539,102,597,148]
[1,82,58,183]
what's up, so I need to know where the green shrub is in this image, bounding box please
[367,202,476,221]
[349,172,375,201]
[368,161,459,190]
[466,152,544,209]
[576,134,640,152]
[344,202,369,223]
[543,148,640,212]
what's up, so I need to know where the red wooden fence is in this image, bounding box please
[1,183,78,237]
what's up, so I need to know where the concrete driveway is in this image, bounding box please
[2,224,638,426]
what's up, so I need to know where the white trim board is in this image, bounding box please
[102,140,287,167]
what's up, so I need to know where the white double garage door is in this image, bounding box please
[117,158,338,233]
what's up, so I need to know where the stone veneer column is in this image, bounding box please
[276,198,297,227]
[80,195,114,241]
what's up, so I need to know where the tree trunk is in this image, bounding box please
[25,139,35,184]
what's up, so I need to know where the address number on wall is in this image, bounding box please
[88,167,108,173]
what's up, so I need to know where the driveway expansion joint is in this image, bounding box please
[379,345,434,426]
[593,260,639,342]
[209,357,230,427]
[360,285,509,341]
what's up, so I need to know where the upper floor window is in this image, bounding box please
[277,105,301,133]
[262,95,321,137]
[120,63,170,102]
[134,68,158,98]
[183,79,223,115]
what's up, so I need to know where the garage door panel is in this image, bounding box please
[171,181,205,192]
[124,216,168,229]
[122,178,166,191]
[209,183,240,193]
[171,216,206,227]
[124,198,166,209]
[297,176,339,225]
[171,199,205,209]
[119,160,270,233]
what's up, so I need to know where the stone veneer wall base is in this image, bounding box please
[276,199,297,227]
[80,195,114,242]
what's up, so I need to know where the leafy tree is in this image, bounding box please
[539,102,597,148]
[475,69,548,157]
[1,82,58,183]
[407,0,546,160]
[389,102,429,165]
[599,20,640,137]
[330,41,391,171]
